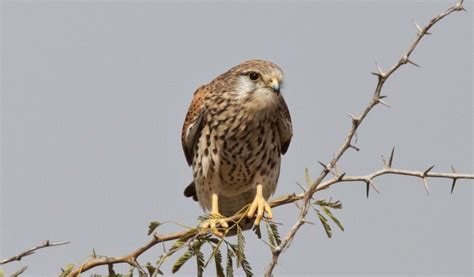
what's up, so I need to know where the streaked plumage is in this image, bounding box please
[181,60,292,232]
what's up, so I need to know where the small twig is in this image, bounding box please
[0,240,70,265]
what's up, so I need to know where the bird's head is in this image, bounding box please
[232,59,283,94]
[219,59,284,110]
[236,60,283,93]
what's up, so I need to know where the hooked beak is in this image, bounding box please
[268,78,280,94]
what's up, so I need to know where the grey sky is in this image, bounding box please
[1,1,472,276]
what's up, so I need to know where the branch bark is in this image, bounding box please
[65,166,473,276]
[0,240,70,265]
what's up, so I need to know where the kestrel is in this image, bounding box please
[181,60,292,236]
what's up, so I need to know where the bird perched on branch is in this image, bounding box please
[181,60,293,236]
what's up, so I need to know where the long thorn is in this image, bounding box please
[407,59,420,67]
[347,112,359,123]
[337,172,346,181]
[349,144,360,151]
[368,179,381,194]
[377,99,391,108]
[413,19,423,34]
[450,178,457,194]
[296,182,307,193]
[317,160,331,174]
[375,61,384,75]
[423,178,430,195]
[423,165,435,176]
[388,147,395,168]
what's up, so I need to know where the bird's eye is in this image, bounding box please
[248,72,259,81]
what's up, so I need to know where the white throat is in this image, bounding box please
[235,77,280,114]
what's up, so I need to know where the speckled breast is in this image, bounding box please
[192,104,282,216]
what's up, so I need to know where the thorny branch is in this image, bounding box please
[63,166,474,276]
[264,1,467,275]
[0,240,70,265]
[2,1,470,276]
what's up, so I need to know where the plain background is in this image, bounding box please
[1,0,472,276]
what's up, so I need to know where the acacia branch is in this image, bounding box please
[59,1,470,276]
[264,1,466,275]
[0,240,70,265]
[65,167,474,276]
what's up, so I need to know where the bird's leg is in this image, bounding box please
[247,184,273,225]
[200,193,229,237]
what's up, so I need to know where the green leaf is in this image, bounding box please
[168,230,196,255]
[315,199,343,209]
[239,251,253,277]
[266,222,276,247]
[241,250,253,277]
[145,262,159,276]
[148,221,162,235]
[212,245,225,277]
[172,239,206,275]
[304,168,312,186]
[226,245,234,277]
[156,230,197,272]
[236,227,246,267]
[268,222,281,246]
[193,242,205,277]
[252,224,262,239]
[233,227,253,277]
[317,211,332,238]
[198,214,211,222]
[204,235,225,268]
[172,248,195,273]
[0,268,4,277]
[322,207,344,232]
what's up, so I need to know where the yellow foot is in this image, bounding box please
[247,184,273,225]
[200,213,229,237]
[200,193,229,237]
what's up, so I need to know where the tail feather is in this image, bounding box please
[184,181,198,201]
